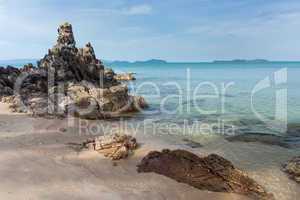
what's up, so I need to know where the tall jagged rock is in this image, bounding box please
[0,22,147,118]
[57,22,76,47]
[38,22,114,87]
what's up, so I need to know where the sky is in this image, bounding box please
[0,0,300,61]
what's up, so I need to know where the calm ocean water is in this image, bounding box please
[1,61,300,134]
[110,62,300,134]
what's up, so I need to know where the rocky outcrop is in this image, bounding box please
[137,149,274,200]
[114,73,136,81]
[0,22,147,118]
[282,156,300,183]
[0,66,20,97]
[38,22,116,87]
[84,134,138,160]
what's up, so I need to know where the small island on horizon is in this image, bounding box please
[105,59,168,66]
[212,59,270,64]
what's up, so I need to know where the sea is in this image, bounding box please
[1,60,300,136]
[110,61,300,136]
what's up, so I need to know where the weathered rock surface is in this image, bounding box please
[137,149,274,200]
[0,66,21,97]
[282,156,300,183]
[84,134,138,160]
[114,73,136,81]
[0,22,147,118]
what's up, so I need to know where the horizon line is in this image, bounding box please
[2,58,300,64]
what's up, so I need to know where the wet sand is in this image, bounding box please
[0,103,299,200]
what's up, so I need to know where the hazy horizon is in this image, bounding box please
[1,58,300,64]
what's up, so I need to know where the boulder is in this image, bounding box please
[137,149,274,200]
[84,134,138,160]
[8,95,27,113]
[114,73,136,81]
[0,66,21,97]
[282,156,300,183]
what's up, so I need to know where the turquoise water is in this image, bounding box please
[1,61,300,134]
[108,62,300,134]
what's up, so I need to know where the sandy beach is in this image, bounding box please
[0,102,298,200]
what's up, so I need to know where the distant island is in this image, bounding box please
[105,59,274,66]
[134,59,168,65]
[212,59,270,64]
[0,59,169,67]
[105,59,168,66]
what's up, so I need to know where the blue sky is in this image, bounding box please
[0,0,300,61]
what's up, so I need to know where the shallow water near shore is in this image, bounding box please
[106,62,300,136]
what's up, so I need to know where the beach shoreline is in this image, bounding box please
[0,102,299,200]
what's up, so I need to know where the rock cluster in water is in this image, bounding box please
[137,149,274,200]
[0,22,147,118]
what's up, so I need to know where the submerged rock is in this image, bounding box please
[182,138,203,148]
[287,123,300,137]
[84,134,138,160]
[282,156,300,183]
[0,22,147,118]
[226,132,300,149]
[225,133,290,148]
[137,149,274,200]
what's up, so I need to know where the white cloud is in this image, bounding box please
[186,6,300,38]
[79,4,152,16]
[123,4,152,15]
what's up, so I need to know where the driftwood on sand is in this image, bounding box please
[84,134,138,160]
[137,149,274,200]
